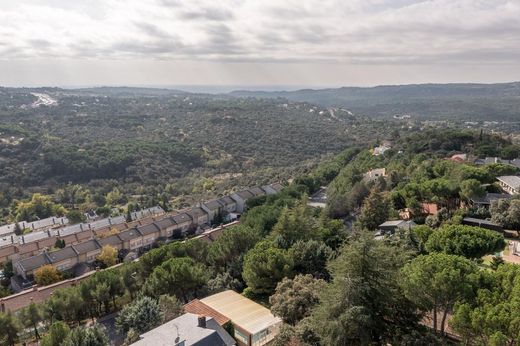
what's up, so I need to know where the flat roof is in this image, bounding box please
[498,176,520,189]
[201,290,281,335]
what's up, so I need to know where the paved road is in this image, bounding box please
[98,312,125,346]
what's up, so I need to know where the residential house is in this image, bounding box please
[172,213,194,236]
[230,190,255,213]
[14,253,50,279]
[201,199,225,223]
[46,247,79,272]
[75,228,95,243]
[197,290,282,346]
[261,184,282,195]
[378,220,416,234]
[470,193,511,209]
[475,157,520,169]
[97,234,124,251]
[130,206,165,221]
[132,313,235,346]
[0,239,17,263]
[497,176,520,195]
[137,223,161,248]
[72,239,101,263]
[462,217,504,233]
[247,187,266,198]
[373,145,391,156]
[218,196,237,214]
[188,207,210,227]
[15,242,39,260]
[118,228,143,251]
[363,168,387,183]
[154,217,179,239]
[449,153,467,162]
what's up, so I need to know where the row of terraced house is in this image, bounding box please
[7,183,283,290]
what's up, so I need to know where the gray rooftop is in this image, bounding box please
[97,234,123,247]
[132,313,235,346]
[233,190,255,200]
[172,213,193,224]
[463,217,502,227]
[137,223,160,236]
[17,253,50,272]
[470,193,511,205]
[188,207,209,219]
[218,196,235,206]
[379,220,407,227]
[203,199,224,211]
[497,176,520,189]
[46,247,78,263]
[248,187,266,197]
[20,230,51,244]
[118,228,143,241]
[72,239,101,254]
[154,217,177,230]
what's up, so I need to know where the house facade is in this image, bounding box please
[497,176,520,195]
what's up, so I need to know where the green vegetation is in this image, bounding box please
[2,122,520,344]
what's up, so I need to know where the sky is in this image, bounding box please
[1,0,520,89]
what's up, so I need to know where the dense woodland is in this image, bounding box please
[0,87,401,223]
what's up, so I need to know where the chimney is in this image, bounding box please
[197,316,206,328]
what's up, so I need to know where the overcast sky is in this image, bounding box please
[1,0,519,88]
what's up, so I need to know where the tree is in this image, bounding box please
[41,321,70,346]
[142,257,209,301]
[271,198,319,248]
[491,197,520,232]
[450,264,520,345]
[51,286,86,324]
[269,274,325,326]
[0,311,22,346]
[290,240,331,278]
[63,324,109,346]
[106,187,124,206]
[13,222,22,236]
[19,302,43,340]
[34,264,62,286]
[242,240,293,296]
[116,296,162,335]
[207,225,260,271]
[97,245,118,268]
[459,179,485,201]
[54,238,66,249]
[121,262,141,299]
[311,235,421,345]
[357,188,390,231]
[400,253,479,335]
[66,209,86,224]
[425,224,504,259]
[159,294,183,322]
[13,193,66,222]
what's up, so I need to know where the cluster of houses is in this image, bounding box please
[0,207,164,265]
[135,290,282,346]
[6,183,283,288]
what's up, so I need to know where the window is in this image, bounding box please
[234,329,248,344]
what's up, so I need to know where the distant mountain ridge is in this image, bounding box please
[229,82,520,120]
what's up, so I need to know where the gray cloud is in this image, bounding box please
[1,0,520,87]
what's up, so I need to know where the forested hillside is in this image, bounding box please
[231,82,520,121]
[0,87,400,222]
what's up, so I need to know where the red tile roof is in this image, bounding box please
[183,299,230,326]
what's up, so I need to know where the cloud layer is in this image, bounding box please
[1,0,519,65]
